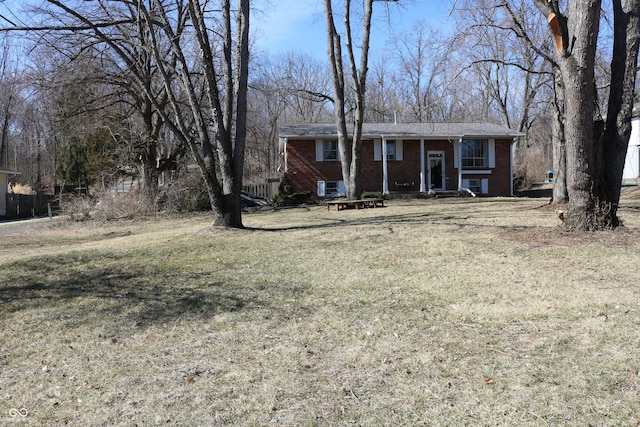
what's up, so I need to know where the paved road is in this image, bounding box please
[0,217,67,238]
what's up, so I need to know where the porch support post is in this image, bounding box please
[382,135,389,194]
[283,138,288,173]
[458,137,463,191]
[510,139,515,197]
[420,139,426,192]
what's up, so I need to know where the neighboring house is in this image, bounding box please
[623,103,640,181]
[0,169,20,216]
[279,122,523,199]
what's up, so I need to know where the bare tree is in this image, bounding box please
[247,52,333,183]
[2,0,252,227]
[391,23,452,122]
[0,36,18,170]
[324,0,397,200]
[532,0,640,229]
[454,0,556,191]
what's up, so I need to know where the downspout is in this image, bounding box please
[382,135,389,194]
[420,139,426,192]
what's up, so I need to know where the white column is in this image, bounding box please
[510,139,515,196]
[382,135,389,194]
[420,139,426,192]
[283,138,288,173]
[458,137,463,191]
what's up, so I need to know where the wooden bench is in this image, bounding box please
[326,198,384,211]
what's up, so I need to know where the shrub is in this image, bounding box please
[361,191,383,199]
[158,173,210,213]
[272,174,311,207]
[58,193,96,221]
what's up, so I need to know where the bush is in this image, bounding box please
[60,189,159,221]
[93,190,157,220]
[158,173,211,213]
[361,191,383,199]
[58,193,96,221]
[272,174,311,207]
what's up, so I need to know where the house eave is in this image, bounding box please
[279,123,525,141]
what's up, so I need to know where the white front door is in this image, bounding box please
[427,151,445,190]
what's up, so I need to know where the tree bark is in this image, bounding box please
[551,70,568,204]
[324,0,375,200]
[534,0,640,229]
[599,0,640,226]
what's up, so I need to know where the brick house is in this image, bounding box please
[278,122,523,199]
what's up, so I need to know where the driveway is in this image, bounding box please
[0,217,66,238]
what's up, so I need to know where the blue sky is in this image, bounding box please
[0,0,454,59]
[253,0,454,58]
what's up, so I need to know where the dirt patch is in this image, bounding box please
[500,221,640,248]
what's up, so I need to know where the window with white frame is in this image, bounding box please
[374,139,403,161]
[316,140,340,161]
[386,140,397,160]
[323,140,338,160]
[325,181,339,196]
[462,178,489,194]
[317,180,345,197]
[461,139,488,168]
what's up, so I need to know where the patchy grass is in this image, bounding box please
[2,194,640,426]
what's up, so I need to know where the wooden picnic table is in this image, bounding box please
[326,198,384,211]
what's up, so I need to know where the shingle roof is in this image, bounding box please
[279,122,524,139]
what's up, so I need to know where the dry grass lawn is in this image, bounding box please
[2,188,640,426]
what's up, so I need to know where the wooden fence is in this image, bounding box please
[5,194,54,218]
[243,180,280,200]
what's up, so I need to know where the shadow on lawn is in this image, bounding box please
[254,198,534,233]
[0,252,270,329]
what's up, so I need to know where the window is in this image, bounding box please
[374,139,403,161]
[386,140,396,160]
[461,139,488,168]
[462,178,489,194]
[323,140,338,161]
[317,180,345,197]
[316,140,341,161]
[325,181,339,196]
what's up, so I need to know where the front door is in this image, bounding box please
[427,151,445,190]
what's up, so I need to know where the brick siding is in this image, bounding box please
[285,138,513,199]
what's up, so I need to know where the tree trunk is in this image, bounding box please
[559,0,601,229]
[140,139,159,209]
[535,0,639,229]
[324,0,374,200]
[551,68,568,204]
[598,0,640,227]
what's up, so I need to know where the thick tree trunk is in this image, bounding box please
[559,1,601,229]
[598,0,640,227]
[536,0,639,230]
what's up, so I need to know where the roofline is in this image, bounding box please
[280,132,525,139]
